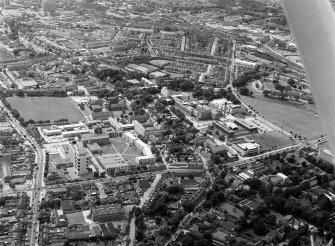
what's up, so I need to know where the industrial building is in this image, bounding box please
[232,140,261,157]
[92,204,126,222]
[318,148,333,164]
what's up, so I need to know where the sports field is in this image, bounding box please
[240,95,326,140]
[7,96,84,123]
[249,131,295,150]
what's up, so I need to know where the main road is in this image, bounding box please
[0,101,45,246]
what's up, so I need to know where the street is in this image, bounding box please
[128,173,162,246]
[0,101,45,246]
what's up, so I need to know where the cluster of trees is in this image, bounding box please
[202,189,225,209]
[265,194,331,230]
[1,98,11,109]
[95,68,124,82]
[40,198,61,209]
[193,86,240,104]
[134,207,146,242]
[21,119,38,127]
[158,209,187,240]
[97,88,118,99]
[273,80,286,92]
[44,152,49,178]
[93,171,106,178]
[305,155,334,174]
[167,78,195,92]
[26,90,66,97]
[211,152,229,165]
[233,69,269,87]
[2,137,21,146]
[169,106,194,127]
[239,87,253,96]
[176,231,212,246]
[16,90,24,97]
[54,118,68,124]
[125,86,160,101]
[38,210,51,223]
[166,185,184,194]
[11,108,20,118]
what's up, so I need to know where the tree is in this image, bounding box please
[253,222,267,236]
[274,83,285,92]
[212,155,221,164]
[183,200,195,213]
[239,87,250,96]
[246,178,263,190]
[16,90,24,97]
[155,216,162,225]
[263,89,271,96]
[318,195,333,211]
[265,214,277,226]
[134,207,142,217]
[287,77,295,86]
[180,81,194,92]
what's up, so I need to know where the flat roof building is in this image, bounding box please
[92,204,126,222]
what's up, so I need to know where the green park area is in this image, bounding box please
[7,96,84,123]
[240,95,325,140]
[249,131,295,150]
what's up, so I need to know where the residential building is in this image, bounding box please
[141,77,156,87]
[197,105,212,120]
[175,99,196,116]
[43,128,62,136]
[103,97,127,111]
[81,134,110,147]
[122,132,156,164]
[108,117,134,131]
[133,120,164,137]
[62,129,91,138]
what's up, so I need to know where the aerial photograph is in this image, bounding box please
[0,0,334,246]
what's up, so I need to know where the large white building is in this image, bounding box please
[62,143,90,175]
[233,142,261,157]
[108,117,134,131]
[122,132,156,164]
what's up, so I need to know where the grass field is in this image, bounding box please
[240,95,325,140]
[7,96,84,123]
[110,139,128,153]
[249,131,295,150]
[219,202,244,218]
[123,145,142,156]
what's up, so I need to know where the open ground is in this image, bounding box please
[240,94,325,140]
[7,96,84,123]
[248,131,295,150]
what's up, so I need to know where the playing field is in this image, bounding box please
[7,96,84,123]
[249,131,295,150]
[240,95,326,140]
